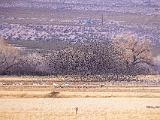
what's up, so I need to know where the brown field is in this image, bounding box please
[0,98,160,120]
[1,90,160,98]
[0,75,62,81]
[0,75,160,81]
[0,75,160,119]
[137,75,160,81]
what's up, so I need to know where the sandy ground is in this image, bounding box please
[0,98,160,120]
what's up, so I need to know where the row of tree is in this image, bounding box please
[0,33,155,76]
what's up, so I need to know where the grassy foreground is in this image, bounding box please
[0,90,160,98]
[0,75,160,120]
[0,98,160,120]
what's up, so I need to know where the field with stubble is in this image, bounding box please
[0,98,160,120]
[0,75,160,120]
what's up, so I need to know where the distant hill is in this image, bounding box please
[0,0,160,57]
[0,0,160,9]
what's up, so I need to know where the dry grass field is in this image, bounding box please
[137,75,160,81]
[0,90,160,98]
[0,75,160,120]
[0,74,160,81]
[0,75,63,81]
[0,98,160,120]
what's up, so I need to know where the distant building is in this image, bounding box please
[79,18,94,25]
[143,0,151,6]
[79,18,100,26]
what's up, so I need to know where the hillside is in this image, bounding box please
[0,0,160,57]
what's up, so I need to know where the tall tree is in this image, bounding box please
[0,36,20,74]
[112,33,153,75]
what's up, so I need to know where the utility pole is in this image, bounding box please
[59,0,65,9]
[101,13,104,26]
[147,0,151,6]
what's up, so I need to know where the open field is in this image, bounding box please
[0,98,160,120]
[0,75,160,81]
[0,75,160,119]
[0,1,160,119]
[0,75,160,98]
[0,77,160,98]
[0,75,160,88]
[1,90,160,98]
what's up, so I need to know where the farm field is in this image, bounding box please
[0,75,160,81]
[0,75,160,98]
[0,98,160,120]
[0,76,160,119]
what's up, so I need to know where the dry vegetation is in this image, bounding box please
[0,74,160,81]
[0,98,160,120]
[0,75,61,81]
[0,75,160,120]
[1,89,160,98]
[0,75,160,98]
[0,74,160,97]
[137,75,160,81]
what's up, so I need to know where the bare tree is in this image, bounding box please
[112,33,153,75]
[19,52,49,75]
[48,40,124,77]
[0,36,20,74]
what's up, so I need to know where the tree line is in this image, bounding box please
[0,33,155,76]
